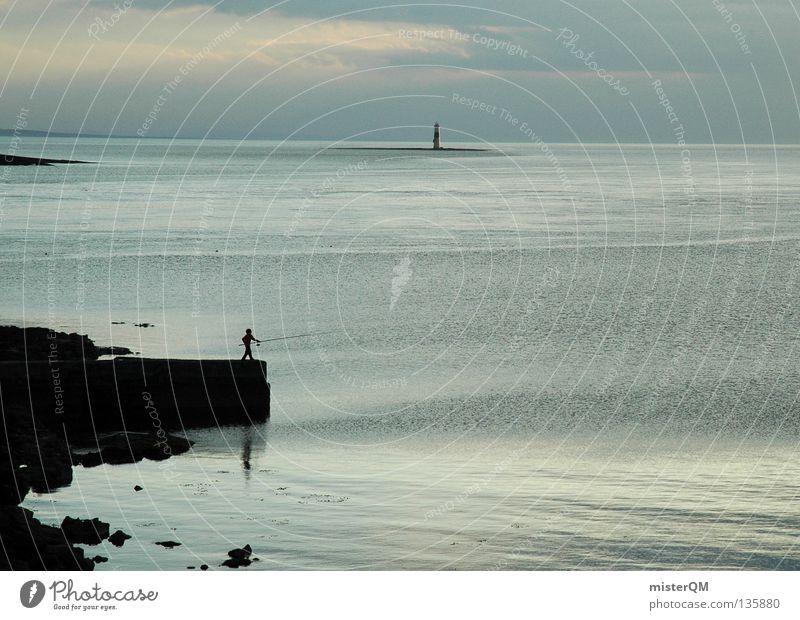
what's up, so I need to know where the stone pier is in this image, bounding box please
[0,358,270,432]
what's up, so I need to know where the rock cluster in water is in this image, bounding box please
[221,544,254,568]
[0,403,94,569]
[0,325,131,361]
[61,516,111,545]
[108,530,132,547]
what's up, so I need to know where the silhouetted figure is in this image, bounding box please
[241,328,261,360]
[433,122,441,150]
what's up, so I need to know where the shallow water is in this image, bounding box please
[25,427,800,570]
[5,138,800,568]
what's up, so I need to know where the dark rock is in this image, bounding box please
[108,530,131,547]
[61,516,110,545]
[134,323,154,328]
[187,566,195,570]
[95,345,134,357]
[134,485,143,492]
[0,403,94,570]
[25,437,73,494]
[75,451,103,468]
[0,507,94,570]
[73,432,194,467]
[222,544,253,568]
[221,557,251,569]
[92,555,108,564]
[227,544,252,561]
[0,404,73,502]
[0,324,99,361]
[200,564,209,571]
[155,541,182,548]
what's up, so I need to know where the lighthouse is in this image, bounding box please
[433,122,441,150]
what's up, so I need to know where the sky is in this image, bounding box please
[1,0,799,143]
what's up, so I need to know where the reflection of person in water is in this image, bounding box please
[240,423,269,482]
[241,328,261,360]
[242,426,252,474]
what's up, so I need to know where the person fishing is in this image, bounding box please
[238,329,332,359]
[240,328,261,360]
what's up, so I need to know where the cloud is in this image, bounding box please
[0,0,798,142]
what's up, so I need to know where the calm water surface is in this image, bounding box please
[4,138,800,568]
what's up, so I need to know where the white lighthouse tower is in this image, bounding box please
[433,122,441,150]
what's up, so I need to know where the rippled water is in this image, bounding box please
[6,138,800,568]
[23,428,800,570]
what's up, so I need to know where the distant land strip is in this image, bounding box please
[1,153,91,166]
[332,147,489,152]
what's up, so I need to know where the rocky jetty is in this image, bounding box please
[1,153,91,166]
[332,146,489,152]
[0,325,270,431]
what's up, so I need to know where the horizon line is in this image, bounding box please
[1,128,799,147]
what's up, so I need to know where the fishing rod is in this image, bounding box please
[238,331,333,345]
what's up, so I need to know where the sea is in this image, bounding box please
[3,137,800,569]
